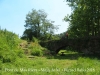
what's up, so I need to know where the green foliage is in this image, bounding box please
[31,47,43,56]
[0,29,24,63]
[2,51,16,63]
[32,37,39,42]
[15,49,24,58]
[22,9,59,41]
[65,0,100,38]
[28,42,44,56]
[1,52,100,75]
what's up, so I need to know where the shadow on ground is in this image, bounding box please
[46,53,100,60]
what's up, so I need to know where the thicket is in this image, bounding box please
[28,37,49,56]
[0,29,24,63]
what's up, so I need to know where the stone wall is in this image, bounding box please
[68,37,100,54]
[40,37,100,54]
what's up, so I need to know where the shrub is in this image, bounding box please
[2,51,17,63]
[15,49,24,58]
[32,37,39,42]
[31,47,43,56]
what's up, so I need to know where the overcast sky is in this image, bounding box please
[0,0,71,36]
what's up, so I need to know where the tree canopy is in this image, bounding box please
[21,9,58,41]
[65,0,100,38]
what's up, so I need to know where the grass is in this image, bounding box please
[0,29,100,75]
[1,50,100,75]
[1,56,76,75]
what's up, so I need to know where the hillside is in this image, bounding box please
[0,29,100,75]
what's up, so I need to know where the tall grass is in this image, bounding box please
[1,56,100,75]
[0,29,24,63]
[0,29,100,75]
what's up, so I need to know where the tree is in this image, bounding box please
[22,9,58,41]
[65,0,100,38]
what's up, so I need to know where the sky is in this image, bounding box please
[0,0,71,36]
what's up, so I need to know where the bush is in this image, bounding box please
[32,37,39,42]
[31,47,43,56]
[2,51,17,63]
[15,49,24,58]
[0,45,16,63]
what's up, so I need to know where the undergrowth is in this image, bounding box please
[1,29,100,75]
[0,29,24,63]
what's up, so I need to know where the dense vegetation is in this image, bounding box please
[0,29,24,64]
[21,9,59,41]
[65,0,100,38]
[0,28,100,75]
[1,0,100,75]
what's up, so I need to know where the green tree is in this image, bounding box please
[22,9,58,41]
[65,0,100,38]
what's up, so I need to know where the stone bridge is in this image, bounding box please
[39,37,100,54]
